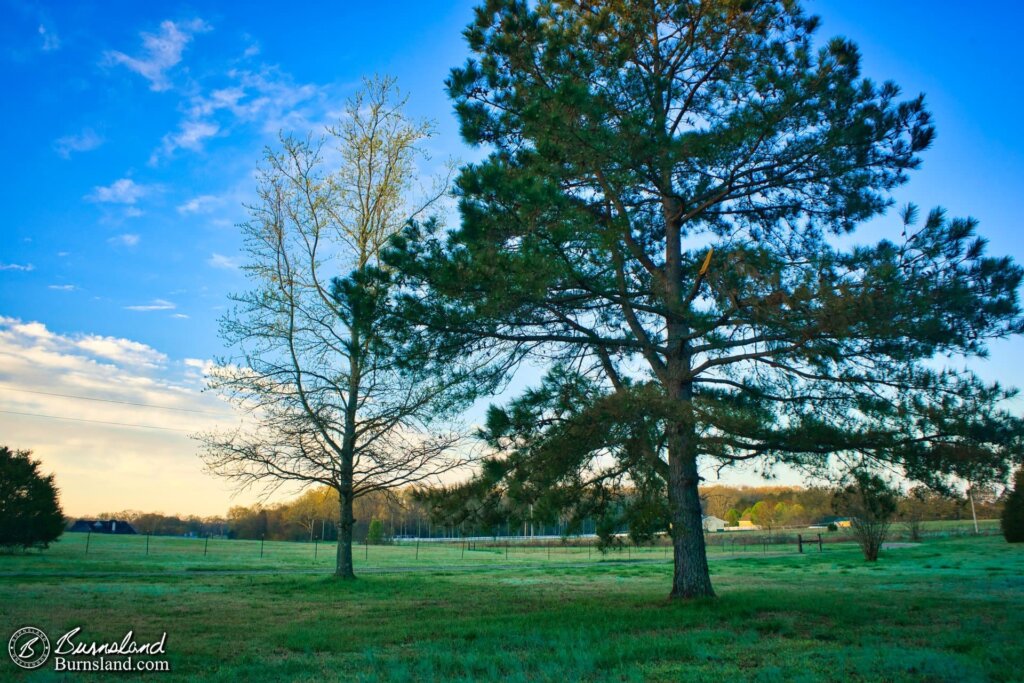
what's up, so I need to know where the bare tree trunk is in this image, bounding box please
[336,489,355,579]
[667,420,715,599]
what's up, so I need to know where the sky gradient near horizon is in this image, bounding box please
[2,1,1023,517]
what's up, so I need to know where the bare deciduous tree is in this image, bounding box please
[833,472,899,562]
[197,76,471,578]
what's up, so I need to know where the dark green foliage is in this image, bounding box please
[1002,468,1024,543]
[0,446,64,551]
[386,0,1024,597]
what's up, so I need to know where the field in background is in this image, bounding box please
[0,518,1002,576]
[1,532,1021,681]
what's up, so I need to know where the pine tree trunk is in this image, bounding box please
[335,489,355,579]
[668,425,715,599]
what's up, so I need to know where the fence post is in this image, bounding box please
[85,530,91,554]
[365,540,368,561]
[818,533,823,552]
[798,534,803,554]
[314,538,318,561]
[506,540,509,560]
[146,533,150,556]
[204,536,209,557]
[416,540,420,561]
[260,534,265,559]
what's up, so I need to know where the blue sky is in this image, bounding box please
[2,1,1023,515]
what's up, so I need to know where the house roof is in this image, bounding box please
[68,519,138,534]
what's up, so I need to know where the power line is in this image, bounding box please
[0,384,225,416]
[0,409,195,433]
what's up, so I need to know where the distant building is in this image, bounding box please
[68,519,138,535]
[702,515,727,532]
[809,516,852,529]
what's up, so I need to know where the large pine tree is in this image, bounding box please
[386,0,1024,598]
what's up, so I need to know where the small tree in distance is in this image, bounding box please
[1002,468,1024,543]
[899,485,930,542]
[0,446,65,552]
[833,472,899,561]
[366,519,387,545]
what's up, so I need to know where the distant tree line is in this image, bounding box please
[82,481,1007,543]
[700,484,1005,530]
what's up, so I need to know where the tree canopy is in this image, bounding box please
[0,446,65,552]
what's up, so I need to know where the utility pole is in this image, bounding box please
[968,486,980,534]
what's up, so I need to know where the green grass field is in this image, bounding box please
[1,532,1020,681]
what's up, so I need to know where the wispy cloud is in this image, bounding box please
[87,178,152,204]
[48,284,77,291]
[54,129,104,158]
[108,233,141,247]
[177,194,219,214]
[152,120,219,162]
[104,18,211,92]
[0,263,35,272]
[151,64,327,163]
[38,24,60,51]
[171,313,190,319]
[207,253,240,270]
[124,298,176,312]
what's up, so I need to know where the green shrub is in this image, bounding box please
[367,519,387,545]
[1002,468,1024,543]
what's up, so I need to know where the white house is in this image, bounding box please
[702,515,727,532]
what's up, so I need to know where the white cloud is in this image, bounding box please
[151,64,328,163]
[0,316,251,516]
[171,313,190,319]
[76,335,168,369]
[207,253,240,270]
[48,284,77,291]
[176,194,219,214]
[124,298,176,312]
[152,120,219,162]
[108,233,141,247]
[39,24,60,51]
[104,18,211,92]
[87,179,151,204]
[54,129,103,158]
[0,263,35,272]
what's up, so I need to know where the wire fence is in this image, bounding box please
[13,519,999,572]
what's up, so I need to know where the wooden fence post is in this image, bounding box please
[798,534,804,554]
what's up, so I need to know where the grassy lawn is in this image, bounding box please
[1,535,1020,681]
